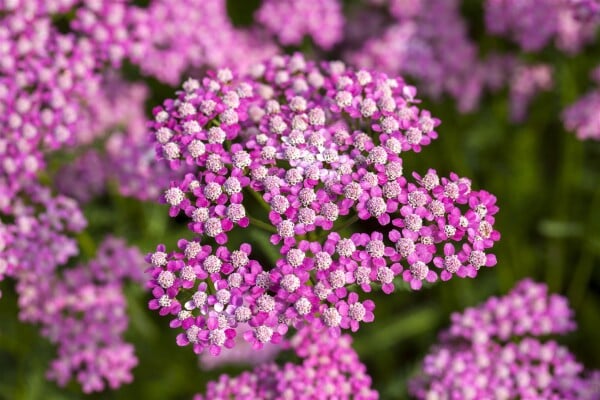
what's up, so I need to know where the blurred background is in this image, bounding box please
[0,0,599,399]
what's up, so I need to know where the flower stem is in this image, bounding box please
[334,214,360,233]
[245,188,271,212]
[248,215,277,233]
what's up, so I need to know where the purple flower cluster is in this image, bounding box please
[348,0,484,112]
[126,0,277,84]
[410,279,600,399]
[508,63,554,122]
[0,6,99,203]
[147,53,500,355]
[55,78,178,203]
[563,91,600,141]
[485,0,600,53]
[194,325,378,400]
[16,237,145,393]
[256,0,344,50]
[563,65,600,140]
[0,185,86,298]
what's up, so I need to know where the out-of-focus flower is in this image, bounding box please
[194,325,378,399]
[485,0,600,53]
[410,279,599,400]
[256,0,344,49]
[509,64,554,122]
[16,237,145,393]
[563,91,600,140]
[563,66,600,141]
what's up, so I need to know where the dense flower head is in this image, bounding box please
[194,325,378,400]
[485,0,600,53]
[15,237,145,393]
[147,53,500,354]
[256,0,345,49]
[445,279,576,343]
[410,279,599,400]
[127,0,277,84]
[0,7,100,202]
[0,184,86,292]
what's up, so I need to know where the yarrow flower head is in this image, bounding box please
[17,237,145,393]
[256,0,345,50]
[147,53,500,355]
[485,0,600,53]
[409,279,599,400]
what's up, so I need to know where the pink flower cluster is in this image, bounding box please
[147,53,500,355]
[344,0,599,124]
[16,237,145,393]
[485,0,600,53]
[0,6,99,203]
[563,65,600,140]
[55,78,178,203]
[194,325,378,400]
[0,185,86,298]
[563,91,600,140]
[256,0,344,49]
[126,0,276,84]
[349,0,483,112]
[410,279,599,399]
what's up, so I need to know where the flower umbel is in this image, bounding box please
[147,53,500,354]
[410,279,599,400]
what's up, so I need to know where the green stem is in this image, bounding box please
[245,188,271,212]
[76,231,97,259]
[568,252,594,310]
[248,215,277,233]
[317,214,360,240]
[333,214,360,233]
[568,185,600,309]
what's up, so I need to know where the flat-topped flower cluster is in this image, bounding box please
[18,237,146,393]
[410,279,600,399]
[147,53,500,356]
